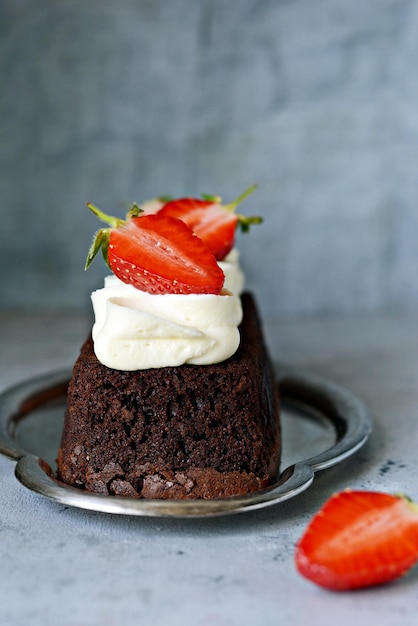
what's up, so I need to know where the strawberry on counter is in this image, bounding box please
[295,490,418,591]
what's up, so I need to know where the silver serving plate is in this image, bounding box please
[0,365,372,518]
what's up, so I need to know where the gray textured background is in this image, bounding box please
[1,0,418,316]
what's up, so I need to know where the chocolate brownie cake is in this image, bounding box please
[57,293,280,499]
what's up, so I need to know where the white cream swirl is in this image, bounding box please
[218,248,245,296]
[90,249,245,371]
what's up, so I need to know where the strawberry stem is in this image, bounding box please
[126,203,143,219]
[236,214,263,233]
[201,193,222,203]
[86,202,126,229]
[223,184,258,213]
[85,228,111,270]
[85,202,144,271]
[223,184,263,232]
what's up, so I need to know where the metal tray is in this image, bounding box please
[0,365,371,518]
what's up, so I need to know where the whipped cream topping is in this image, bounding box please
[90,249,245,371]
[218,248,245,296]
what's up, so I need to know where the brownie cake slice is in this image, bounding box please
[57,293,280,499]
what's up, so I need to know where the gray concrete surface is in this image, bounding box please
[1,308,418,625]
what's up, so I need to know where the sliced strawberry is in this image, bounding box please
[137,196,172,215]
[158,185,261,260]
[158,198,236,261]
[85,203,224,295]
[295,490,418,591]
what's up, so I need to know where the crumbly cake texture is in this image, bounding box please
[56,293,281,499]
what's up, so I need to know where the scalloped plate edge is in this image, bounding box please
[1,366,372,518]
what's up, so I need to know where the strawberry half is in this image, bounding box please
[295,490,418,591]
[85,203,224,295]
[158,184,262,260]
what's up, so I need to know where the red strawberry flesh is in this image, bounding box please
[295,490,418,591]
[107,214,224,295]
[158,185,260,261]
[159,198,237,260]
